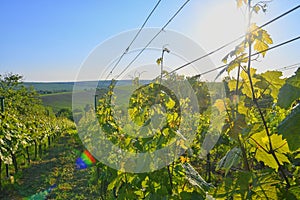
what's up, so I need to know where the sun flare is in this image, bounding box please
[196,0,248,51]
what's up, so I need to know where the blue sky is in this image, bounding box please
[0,0,299,81]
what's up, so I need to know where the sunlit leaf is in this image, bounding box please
[253,5,260,13]
[251,131,290,171]
[180,156,190,164]
[237,97,248,116]
[241,68,259,98]
[165,97,175,109]
[254,40,269,57]
[227,79,238,92]
[251,24,273,57]
[252,173,279,200]
[228,114,247,139]
[156,57,162,65]
[260,70,285,100]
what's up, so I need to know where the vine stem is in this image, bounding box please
[167,165,173,194]
[207,153,212,182]
[246,0,290,189]
[238,136,250,171]
[235,64,250,171]
[124,172,129,192]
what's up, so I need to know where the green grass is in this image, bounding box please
[40,90,96,113]
[24,80,149,113]
[40,85,135,113]
[24,80,137,93]
[24,82,99,93]
[40,92,73,113]
[0,133,101,199]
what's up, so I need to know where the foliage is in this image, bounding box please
[278,68,300,108]
[2,0,300,198]
[278,103,300,151]
[0,73,75,189]
[78,0,300,199]
[76,76,216,199]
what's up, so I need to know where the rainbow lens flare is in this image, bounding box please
[76,150,96,169]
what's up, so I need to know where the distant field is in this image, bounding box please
[32,80,201,113]
[24,82,75,93]
[29,80,147,113]
[40,85,134,113]
[41,91,97,113]
[24,80,144,93]
[40,92,73,112]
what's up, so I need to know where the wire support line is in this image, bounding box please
[105,0,162,80]
[115,0,190,80]
[275,63,300,71]
[191,35,300,78]
[259,5,300,31]
[168,4,300,76]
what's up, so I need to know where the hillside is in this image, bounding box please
[40,90,98,113]
[24,80,146,94]
[27,80,149,113]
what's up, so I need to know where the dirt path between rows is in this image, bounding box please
[1,134,100,200]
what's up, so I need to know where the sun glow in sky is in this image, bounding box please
[192,0,247,50]
[0,0,299,81]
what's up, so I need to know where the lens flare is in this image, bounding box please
[76,150,96,169]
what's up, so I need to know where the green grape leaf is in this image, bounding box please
[156,57,162,65]
[250,24,273,57]
[278,68,300,108]
[228,114,247,140]
[226,53,248,73]
[241,68,259,98]
[252,173,280,200]
[278,104,300,151]
[261,30,273,44]
[284,185,300,199]
[253,5,260,13]
[255,151,276,171]
[254,40,269,57]
[141,176,149,188]
[180,191,205,200]
[227,78,243,93]
[251,131,290,171]
[165,97,175,109]
[260,70,285,100]
[236,171,253,196]
[227,79,237,92]
[237,97,248,116]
